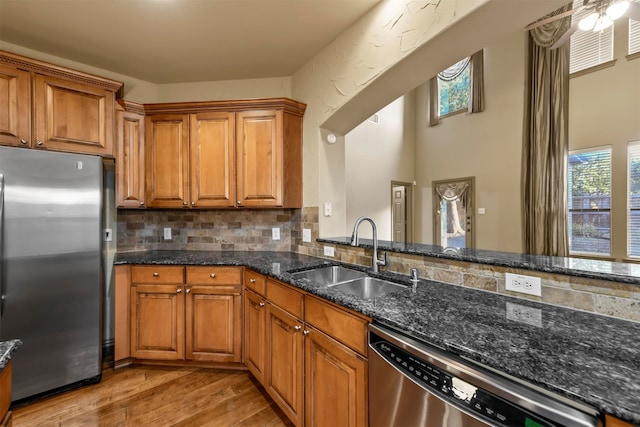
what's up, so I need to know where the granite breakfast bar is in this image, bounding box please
[115,250,640,426]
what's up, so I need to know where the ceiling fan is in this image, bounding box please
[525,0,640,48]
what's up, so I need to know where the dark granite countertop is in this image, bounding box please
[319,237,640,286]
[0,339,22,371]
[116,250,640,425]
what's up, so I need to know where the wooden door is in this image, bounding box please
[236,110,283,207]
[130,284,185,360]
[244,289,267,384]
[266,303,304,426]
[190,112,235,208]
[145,114,189,208]
[116,107,145,208]
[185,285,241,362]
[0,64,30,148]
[305,326,368,427]
[32,74,114,155]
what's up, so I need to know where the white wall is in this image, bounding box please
[345,94,416,240]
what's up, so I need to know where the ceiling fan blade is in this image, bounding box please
[550,22,580,49]
[625,1,640,21]
[525,9,577,31]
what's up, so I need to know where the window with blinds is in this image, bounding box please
[630,18,640,55]
[569,0,614,74]
[567,147,612,255]
[628,142,640,257]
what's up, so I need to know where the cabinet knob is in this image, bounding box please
[191,201,195,206]
[210,273,216,278]
[36,140,43,146]
[294,325,302,331]
[20,139,28,145]
[185,288,191,294]
[153,272,159,277]
[250,278,256,283]
[176,287,182,293]
[259,302,265,307]
[183,201,187,206]
[237,201,242,205]
[302,330,309,336]
[139,201,145,206]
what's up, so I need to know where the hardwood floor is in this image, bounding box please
[11,366,294,427]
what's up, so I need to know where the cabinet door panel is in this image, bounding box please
[0,64,30,147]
[130,284,184,360]
[236,110,283,207]
[146,114,189,207]
[116,108,145,208]
[186,286,241,362]
[33,74,114,155]
[244,290,266,384]
[266,303,304,426]
[190,112,235,207]
[305,326,367,427]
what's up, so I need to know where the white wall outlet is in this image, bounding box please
[478,207,486,215]
[505,272,542,297]
[163,227,172,240]
[104,228,113,242]
[272,227,281,240]
[506,302,543,328]
[324,246,335,257]
[323,202,332,217]
[302,228,312,243]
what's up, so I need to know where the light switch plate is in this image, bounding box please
[104,228,113,242]
[164,227,172,240]
[272,228,281,240]
[324,246,335,257]
[323,202,332,217]
[302,228,312,243]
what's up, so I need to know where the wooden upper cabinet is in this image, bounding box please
[145,114,190,208]
[116,101,145,208]
[0,50,122,156]
[0,63,30,147]
[190,112,235,208]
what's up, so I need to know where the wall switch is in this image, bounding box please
[506,302,542,328]
[324,246,335,257]
[302,228,312,243]
[163,227,172,240]
[104,228,113,242]
[323,202,332,217]
[505,272,542,297]
[272,227,281,240]
[478,208,486,215]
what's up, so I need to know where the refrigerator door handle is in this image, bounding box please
[0,171,4,318]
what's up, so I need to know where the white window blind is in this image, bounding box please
[630,18,640,55]
[628,142,640,257]
[567,147,612,255]
[569,0,614,74]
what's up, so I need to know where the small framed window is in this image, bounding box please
[437,57,471,117]
[630,18,640,56]
[569,0,614,74]
[627,141,640,257]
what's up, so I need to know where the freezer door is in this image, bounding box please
[0,146,102,402]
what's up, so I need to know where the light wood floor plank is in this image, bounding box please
[12,366,293,427]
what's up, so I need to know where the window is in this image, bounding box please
[630,18,640,55]
[569,0,614,74]
[567,148,612,255]
[628,142,640,257]
[437,57,471,117]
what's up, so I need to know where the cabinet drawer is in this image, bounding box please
[266,279,303,319]
[131,266,184,284]
[186,266,242,285]
[304,296,369,356]
[244,270,266,296]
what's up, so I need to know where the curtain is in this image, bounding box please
[522,3,571,256]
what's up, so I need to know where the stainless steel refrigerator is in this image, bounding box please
[0,146,102,403]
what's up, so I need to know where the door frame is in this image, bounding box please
[390,181,413,244]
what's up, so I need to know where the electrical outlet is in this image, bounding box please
[324,246,335,257]
[506,302,543,328]
[505,272,542,297]
[272,227,280,240]
[323,202,332,217]
[163,227,172,240]
[104,228,113,242]
[302,228,312,243]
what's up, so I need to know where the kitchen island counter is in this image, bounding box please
[116,250,640,425]
[0,340,21,371]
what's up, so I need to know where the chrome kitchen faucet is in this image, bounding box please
[350,216,387,273]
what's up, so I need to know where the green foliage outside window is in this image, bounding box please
[438,63,470,116]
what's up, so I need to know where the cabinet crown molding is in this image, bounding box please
[140,98,306,116]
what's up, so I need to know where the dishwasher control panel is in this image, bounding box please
[372,335,556,427]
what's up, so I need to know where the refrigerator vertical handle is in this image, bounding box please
[0,172,4,318]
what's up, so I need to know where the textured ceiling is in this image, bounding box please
[0,0,382,83]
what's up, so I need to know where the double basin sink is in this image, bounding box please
[291,265,406,299]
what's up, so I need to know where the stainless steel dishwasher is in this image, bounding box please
[369,324,601,427]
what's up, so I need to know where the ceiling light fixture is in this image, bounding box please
[579,0,629,31]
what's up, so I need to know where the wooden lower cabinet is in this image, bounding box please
[305,326,367,427]
[244,289,267,383]
[605,415,636,427]
[266,303,305,426]
[0,361,11,427]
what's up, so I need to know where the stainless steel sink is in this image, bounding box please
[329,277,406,299]
[291,265,367,284]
